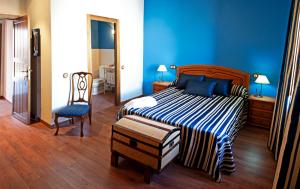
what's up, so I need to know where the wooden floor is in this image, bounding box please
[0,98,12,117]
[0,94,276,189]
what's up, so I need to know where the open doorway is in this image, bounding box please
[0,15,40,124]
[87,15,120,107]
[0,18,15,117]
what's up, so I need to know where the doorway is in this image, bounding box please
[0,15,40,124]
[0,22,2,97]
[87,15,120,106]
[0,19,14,103]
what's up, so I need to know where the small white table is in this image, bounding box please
[103,66,115,92]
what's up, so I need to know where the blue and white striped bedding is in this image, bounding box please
[117,86,248,182]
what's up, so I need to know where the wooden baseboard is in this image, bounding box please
[0,96,12,104]
[40,119,52,128]
[41,117,72,129]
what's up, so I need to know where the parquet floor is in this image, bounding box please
[0,93,275,189]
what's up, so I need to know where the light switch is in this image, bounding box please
[63,73,68,78]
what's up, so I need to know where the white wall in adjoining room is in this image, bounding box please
[0,21,2,97]
[0,20,14,102]
[0,0,27,103]
[92,49,114,78]
[51,0,144,110]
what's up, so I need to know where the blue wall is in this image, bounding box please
[91,20,114,49]
[143,0,291,96]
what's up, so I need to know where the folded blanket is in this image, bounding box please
[124,96,157,109]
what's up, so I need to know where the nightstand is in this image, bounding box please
[152,81,172,93]
[248,95,276,129]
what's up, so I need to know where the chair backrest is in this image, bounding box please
[71,72,93,105]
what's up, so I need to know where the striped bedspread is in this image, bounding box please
[118,87,247,182]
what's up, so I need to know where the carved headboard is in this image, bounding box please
[177,65,250,89]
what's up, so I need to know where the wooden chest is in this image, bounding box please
[111,115,180,183]
[248,95,275,129]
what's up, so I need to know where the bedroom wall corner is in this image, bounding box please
[26,0,52,124]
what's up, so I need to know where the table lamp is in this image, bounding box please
[254,74,270,97]
[157,65,167,82]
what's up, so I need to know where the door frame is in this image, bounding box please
[87,14,120,105]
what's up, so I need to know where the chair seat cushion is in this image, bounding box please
[56,105,90,117]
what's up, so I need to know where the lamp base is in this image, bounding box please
[254,84,264,98]
[254,94,263,98]
[159,72,164,82]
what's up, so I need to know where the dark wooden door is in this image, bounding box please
[12,16,31,124]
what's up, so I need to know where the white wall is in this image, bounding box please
[0,0,27,16]
[92,49,114,78]
[0,21,3,97]
[51,0,144,110]
[0,20,14,102]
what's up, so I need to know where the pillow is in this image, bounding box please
[184,80,217,98]
[205,77,232,96]
[176,74,205,89]
[231,85,248,99]
[169,79,178,87]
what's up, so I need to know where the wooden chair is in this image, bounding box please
[54,72,93,137]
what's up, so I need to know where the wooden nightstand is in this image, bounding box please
[248,95,276,129]
[152,81,172,93]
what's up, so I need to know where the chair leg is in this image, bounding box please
[144,167,152,184]
[69,117,74,124]
[103,82,104,94]
[111,151,119,168]
[54,114,59,136]
[89,110,92,125]
[80,117,84,137]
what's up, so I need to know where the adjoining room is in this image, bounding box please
[0,14,41,123]
[88,15,120,109]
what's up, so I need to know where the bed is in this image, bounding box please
[118,65,250,182]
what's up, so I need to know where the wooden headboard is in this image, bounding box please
[177,65,250,89]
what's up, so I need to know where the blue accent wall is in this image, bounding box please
[91,20,114,49]
[143,0,291,96]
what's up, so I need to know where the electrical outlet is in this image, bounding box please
[170,65,176,69]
